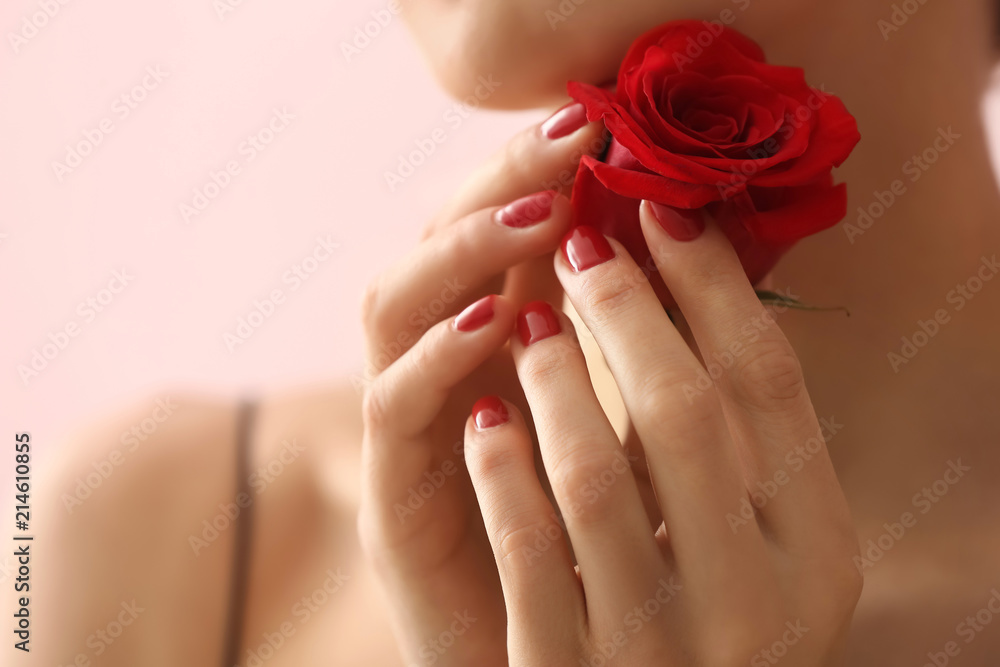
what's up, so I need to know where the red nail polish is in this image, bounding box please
[517,301,561,346]
[541,102,588,140]
[495,191,557,228]
[454,295,497,332]
[472,395,509,430]
[648,202,705,242]
[561,226,615,272]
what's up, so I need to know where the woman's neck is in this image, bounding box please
[762,3,1000,519]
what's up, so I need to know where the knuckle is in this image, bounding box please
[680,260,740,295]
[519,337,580,386]
[467,437,521,480]
[496,520,555,571]
[404,330,437,376]
[634,367,720,431]
[578,270,647,324]
[548,447,626,522]
[731,342,806,408]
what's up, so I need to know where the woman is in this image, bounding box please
[31,0,1000,665]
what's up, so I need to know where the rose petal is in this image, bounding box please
[739,179,850,243]
[748,94,861,187]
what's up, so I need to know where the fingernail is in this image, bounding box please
[472,395,509,430]
[648,202,705,242]
[541,102,588,140]
[495,191,557,228]
[453,295,497,332]
[517,301,561,346]
[561,225,615,272]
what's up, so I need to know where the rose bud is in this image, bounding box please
[568,20,860,307]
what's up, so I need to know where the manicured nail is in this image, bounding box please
[517,301,561,346]
[561,225,615,272]
[453,295,497,332]
[495,191,557,228]
[648,202,705,242]
[472,395,509,430]
[541,102,588,140]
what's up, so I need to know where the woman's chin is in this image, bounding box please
[429,56,617,111]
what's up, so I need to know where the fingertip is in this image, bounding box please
[514,300,564,348]
[451,294,517,335]
[640,200,706,244]
[471,395,511,431]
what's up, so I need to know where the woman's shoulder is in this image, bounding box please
[32,384,365,666]
[45,383,365,528]
[29,394,247,665]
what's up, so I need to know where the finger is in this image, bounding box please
[554,226,769,580]
[639,202,853,552]
[425,102,605,235]
[363,192,572,373]
[464,396,584,648]
[510,300,665,625]
[362,295,515,511]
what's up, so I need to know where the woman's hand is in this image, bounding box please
[463,202,863,666]
[357,105,604,667]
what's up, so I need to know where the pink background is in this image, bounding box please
[0,0,539,450]
[3,0,1000,452]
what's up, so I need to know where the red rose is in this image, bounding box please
[569,20,860,305]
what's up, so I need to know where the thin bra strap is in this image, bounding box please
[221,398,257,667]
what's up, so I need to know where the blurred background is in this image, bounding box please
[0,0,542,453]
[2,0,1000,456]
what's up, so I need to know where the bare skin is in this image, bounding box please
[25,0,1000,664]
